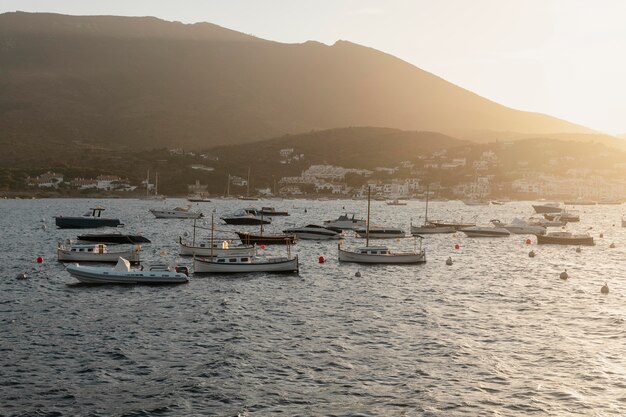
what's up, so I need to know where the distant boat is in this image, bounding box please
[77,233,151,244]
[139,170,166,200]
[430,220,475,230]
[283,224,342,240]
[532,203,562,214]
[490,219,546,235]
[57,242,140,264]
[411,185,456,234]
[354,226,405,239]
[460,226,510,237]
[150,206,203,219]
[543,210,579,222]
[323,213,366,231]
[187,194,211,202]
[462,199,489,206]
[221,208,270,225]
[259,207,289,216]
[536,231,594,246]
[66,257,189,284]
[55,206,122,229]
[386,199,407,206]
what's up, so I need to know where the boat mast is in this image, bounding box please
[226,174,230,197]
[146,169,149,197]
[192,218,196,247]
[155,172,158,196]
[210,213,214,258]
[247,167,251,197]
[424,184,429,225]
[366,186,371,247]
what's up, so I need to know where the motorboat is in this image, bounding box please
[536,231,594,246]
[430,220,475,230]
[55,207,122,229]
[193,254,299,273]
[283,224,342,240]
[66,257,189,284]
[178,237,255,257]
[337,187,426,264]
[532,203,562,214]
[410,222,456,234]
[57,242,140,264]
[544,210,579,222]
[323,213,366,231]
[259,207,289,216]
[187,194,211,202]
[460,226,511,237]
[221,208,270,225]
[386,199,407,206]
[528,216,567,228]
[150,206,203,219]
[462,199,489,206]
[338,243,426,264]
[490,219,546,235]
[490,200,505,205]
[236,231,296,245]
[354,226,405,239]
[77,233,151,244]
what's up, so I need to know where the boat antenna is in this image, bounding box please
[425,184,430,224]
[366,186,371,247]
[247,167,251,197]
[192,218,197,247]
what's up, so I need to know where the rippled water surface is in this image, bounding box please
[2,198,626,416]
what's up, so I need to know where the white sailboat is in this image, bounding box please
[338,187,426,264]
[140,170,166,200]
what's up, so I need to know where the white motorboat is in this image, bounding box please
[337,187,426,264]
[221,208,270,225]
[66,257,189,284]
[178,237,255,257]
[354,226,405,239]
[323,213,366,231]
[282,224,342,240]
[57,242,140,264]
[460,226,511,237]
[150,206,203,219]
[193,254,299,273]
[528,216,567,227]
[490,219,546,235]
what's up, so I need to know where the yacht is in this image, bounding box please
[354,226,405,239]
[460,226,510,237]
[150,206,203,219]
[323,213,366,231]
[490,219,546,235]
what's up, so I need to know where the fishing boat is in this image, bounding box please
[193,253,299,274]
[66,257,189,284]
[236,215,296,245]
[460,226,510,237]
[536,231,594,246]
[259,207,289,216]
[354,226,405,239]
[150,206,203,219]
[57,242,140,264]
[55,206,123,229]
[221,208,270,225]
[178,237,255,257]
[338,187,426,264]
[77,233,151,244]
[323,213,366,231]
[283,224,342,240]
[490,219,547,235]
[411,185,456,234]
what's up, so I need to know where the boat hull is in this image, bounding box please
[286,231,341,240]
[237,232,296,245]
[461,227,510,237]
[58,249,140,263]
[532,205,562,214]
[410,225,456,234]
[222,218,271,225]
[55,217,122,229]
[178,239,255,256]
[150,210,203,219]
[536,235,594,245]
[66,264,188,284]
[354,229,406,239]
[77,234,151,244]
[338,248,426,264]
[193,256,299,273]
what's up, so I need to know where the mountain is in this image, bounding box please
[0,12,596,152]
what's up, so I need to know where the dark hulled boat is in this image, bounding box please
[55,207,122,229]
[236,231,296,245]
[536,232,594,246]
[77,233,151,244]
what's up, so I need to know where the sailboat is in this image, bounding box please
[139,170,166,200]
[338,187,426,264]
[179,216,255,256]
[239,167,259,200]
[411,186,455,234]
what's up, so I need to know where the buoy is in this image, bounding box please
[16,272,28,280]
[220,298,228,306]
[601,283,609,294]
[159,250,166,257]
[260,245,266,250]
[445,256,453,266]
[560,270,568,280]
[528,250,535,258]
[355,270,361,277]
[304,208,307,213]
[600,233,604,238]
[525,239,531,245]
[318,256,325,264]
[36,256,43,264]
[575,247,581,253]
[610,242,616,248]
[454,244,460,250]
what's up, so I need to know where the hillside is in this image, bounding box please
[0,11,596,154]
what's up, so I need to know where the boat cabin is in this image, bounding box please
[214,255,252,263]
[356,246,391,255]
[83,207,105,218]
[65,243,108,253]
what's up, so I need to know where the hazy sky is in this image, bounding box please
[3,0,625,134]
